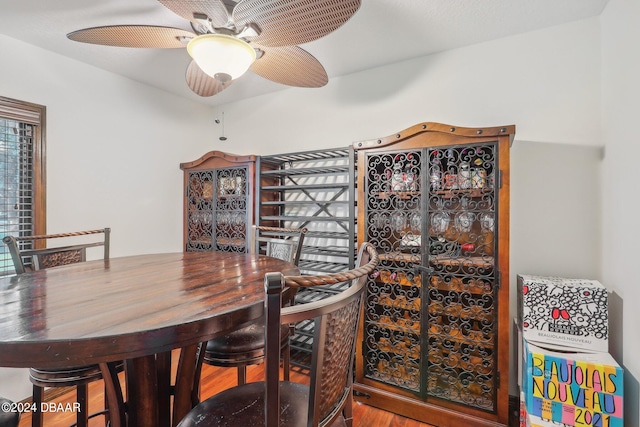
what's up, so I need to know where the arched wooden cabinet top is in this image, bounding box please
[180,150,257,170]
[353,122,516,151]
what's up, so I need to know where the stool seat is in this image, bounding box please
[0,397,20,427]
[177,243,379,427]
[29,362,124,387]
[29,362,125,427]
[199,225,307,387]
[205,323,290,364]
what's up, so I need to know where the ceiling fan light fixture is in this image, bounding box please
[187,34,256,82]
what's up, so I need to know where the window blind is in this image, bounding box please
[0,97,43,276]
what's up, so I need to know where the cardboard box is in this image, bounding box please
[522,341,624,427]
[523,392,572,426]
[518,275,609,352]
[520,392,528,427]
[515,318,524,389]
[527,413,572,427]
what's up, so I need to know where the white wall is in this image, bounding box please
[216,18,601,152]
[511,141,602,301]
[601,0,640,424]
[0,34,216,401]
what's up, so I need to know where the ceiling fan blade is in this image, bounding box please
[67,25,195,48]
[157,0,231,28]
[233,0,361,47]
[250,45,328,88]
[186,60,233,96]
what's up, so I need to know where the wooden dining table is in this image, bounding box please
[0,251,299,427]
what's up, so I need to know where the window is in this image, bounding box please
[0,96,46,276]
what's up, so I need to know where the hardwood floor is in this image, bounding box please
[17,356,434,427]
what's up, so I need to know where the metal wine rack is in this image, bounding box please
[257,147,357,368]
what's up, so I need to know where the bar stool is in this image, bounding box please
[199,226,307,385]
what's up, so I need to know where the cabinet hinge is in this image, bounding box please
[496,371,501,388]
[498,169,503,189]
[353,389,371,399]
[496,271,501,290]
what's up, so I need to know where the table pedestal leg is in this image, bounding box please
[125,348,202,427]
[126,356,162,427]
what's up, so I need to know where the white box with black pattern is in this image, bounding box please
[517,275,608,353]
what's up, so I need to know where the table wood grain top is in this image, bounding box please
[0,251,298,368]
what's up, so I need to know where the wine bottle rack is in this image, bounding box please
[256,147,357,369]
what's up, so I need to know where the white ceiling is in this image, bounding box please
[0,0,609,106]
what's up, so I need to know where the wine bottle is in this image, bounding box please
[458,161,471,189]
[470,146,487,188]
[443,149,458,189]
[404,152,418,191]
[391,162,404,192]
[383,166,393,192]
[430,160,441,191]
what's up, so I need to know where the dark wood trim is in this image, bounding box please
[508,394,520,427]
[33,105,46,239]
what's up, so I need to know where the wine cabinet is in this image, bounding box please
[353,122,514,427]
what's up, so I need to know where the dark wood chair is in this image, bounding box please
[251,225,306,266]
[200,226,307,385]
[2,228,125,427]
[178,242,379,427]
[3,228,110,274]
[0,397,20,427]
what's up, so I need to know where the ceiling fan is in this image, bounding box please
[67,0,361,97]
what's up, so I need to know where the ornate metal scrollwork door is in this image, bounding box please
[424,143,498,411]
[186,166,249,253]
[362,143,500,412]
